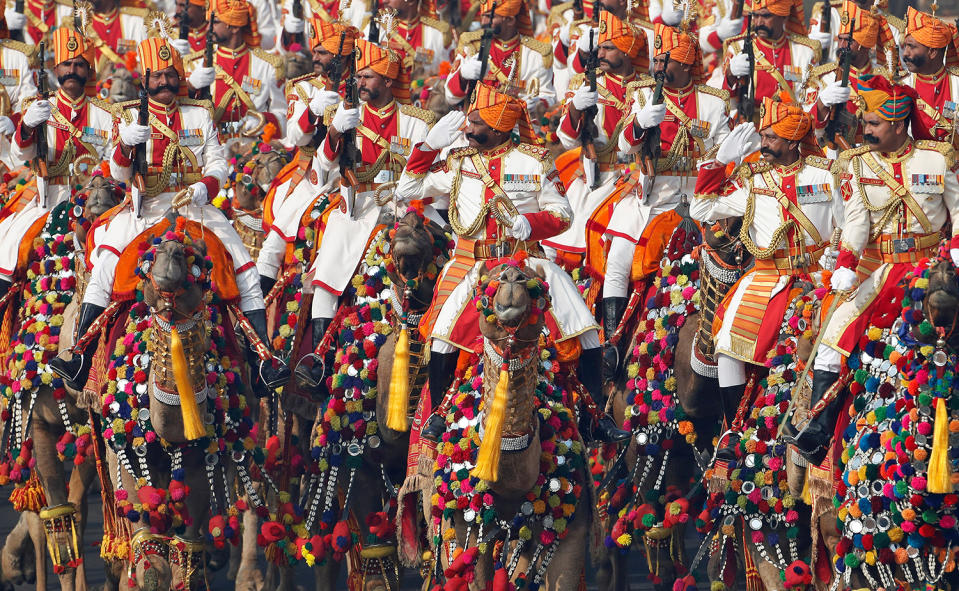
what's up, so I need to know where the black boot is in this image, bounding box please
[602,297,627,382]
[259,275,277,299]
[295,317,333,390]
[714,384,746,462]
[49,303,106,391]
[421,351,458,442]
[789,370,841,465]
[244,309,291,393]
[578,347,630,443]
[0,277,11,301]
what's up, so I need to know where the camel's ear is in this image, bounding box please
[192,239,208,258]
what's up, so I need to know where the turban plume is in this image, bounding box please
[855,74,916,121]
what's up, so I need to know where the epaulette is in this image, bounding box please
[804,155,834,170]
[285,72,315,96]
[839,144,871,162]
[184,49,204,63]
[885,12,905,34]
[516,142,551,161]
[520,36,552,68]
[447,146,477,163]
[809,62,838,79]
[548,1,573,24]
[0,39,36,62]
[119,5,148,17]
[625,77,655,105]
[747,160,772,175]
[87,96,114,113]
[179,97,215,115]
[948,66,959,78]
[787,34,822,63]
[252,47,286,82]
[458,29,483,52]
[695,85,730,102]
[421,16,453,47]
[914,139,957,168]
[113,99,140,122]
[567,72,587,91]
[400,103,437,126]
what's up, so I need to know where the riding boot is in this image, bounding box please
[577,347,630,443]
[49,303,106,391]
[295,317,333,390]
[602,296,627,382]
[421,351,459,442]
[243,309,291,392]
[789,370,841,465]
[259,275,277,299]
[714,383,746,462]
[0,277,11,301]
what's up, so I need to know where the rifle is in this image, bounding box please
[132,69,150,217]
[572,0,583,20]
[291,0,304,46]
[730,0,744,20]
[10,0,24,41]
[199,11,215,101]
[466,0,496,103]
[639,51,669,183]
[368,0,380,44]
[178,0,190,40]
[737,15,755,123]
[820,0,831,36]
[581,28,599,189]
[340,50,360,217]
[34,45,48,208]
[822,27,855,150]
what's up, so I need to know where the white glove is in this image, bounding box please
[716,122,760,164]
[661,0,684,26]
[189,181,208,206]
[309,90,340,117]
[284,14,304,34]
[23,99,52,129]
[818,81,850,107]
[831,266,857,292]
[119,121,151,147]
[575,27,598,55]
[188,66,216,89]
[635,103,666,129]
[240,114,260,133]
[818,246,837,271]
[716,17,742,41]
[558,22,572,46]
[951,248,959,268]
[809,29,832,52]
[170,39,192,56]
[0,116,14,136]
[459,55,483,81]
[425,110,466,150]
[331,104,359,133]
[729,52,751,78]
[509,215,532,241]
[571,86,598,111]
[5,10,26,30]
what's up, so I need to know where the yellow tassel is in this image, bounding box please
[171,327,206,440]
[801,467,812,505]
[927,397,952,494]
[471,367,509,482]
[386,327,411,431]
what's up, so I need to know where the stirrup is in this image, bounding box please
[293,353,326,388]
[39,503,82,574]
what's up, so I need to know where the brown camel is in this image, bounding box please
[229,142,291,261]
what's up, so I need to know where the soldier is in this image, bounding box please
[297,37,436,386]
[546,10,646,266]
[69,0,148,67]
[279,0,340,52]
[0,3,37,168]
[444,0,555,110]
[0,27,111,298]
[899,8,959,147]
[4,0,71,45]
[184,0,286,142]
[171,0,210,54]
[49,37,289,393]
[396,83,628,443]
[794,76,959,464]
[807,0,901,63]
[691,98,841,458]
[599,22,730,365]
[722,0,820,117]
[380,0,455,79]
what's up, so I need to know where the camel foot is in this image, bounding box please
[234,563,265,591]
[136,554,172,591]
[1,513,38,585]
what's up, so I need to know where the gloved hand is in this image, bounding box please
[819,81,850,107]
[716,122,760,164]
[950,248,959,268]
[188,66,216,89]
[240,114,260,133]
[425,110,466,150]
[524,96,543,112]
[571,86,598,111]
[818,246,837,271]
[119,120,151,147]
[0,117,13,136]
[170,39,192,56]
[284,13,304,34]
[23,99,52,129]
[831,266,857,291]
[558,22,572,46]
[5,10,26,30]
[809,29,832,52]
[189,181,209,206]
[661,0,685,26]
[729,52,751,78]
[331,103,359,133]
[309,90,340,116]
[509,215,532,240]
[459,54,483,81]
[716,17,743,41]
[635,102,666,129]
[575,27,598,55]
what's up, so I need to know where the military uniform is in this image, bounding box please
[384,15,454,79]
[0,38,37,170]
[722,31,820,108]
[808,0,902,62]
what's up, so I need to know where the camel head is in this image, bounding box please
[284,49,313,80]
[419,75,453,121]
[74,175,124,245]
[232,145,289,214]
[141,223,207,322]
[97,63,138,104]
[919,257,959,349]
[476,257,548,347]
[389,209,449,312]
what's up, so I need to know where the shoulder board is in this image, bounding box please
[114,98,140,112]
[252,47,286,82]
[839,145,871,161]
[885,12,905,33]
[515,142,550,161]
[695,85,729,102]
[520,36,551,58]
[809,62,838,79]
[0,39,36,61]
[459,29,483,48]
[948,66,959,78]
[548,1,573,20]
[567,72,586,91]
[726,31,748,44]
[788,34,822,60]
[400,103,437,126]
[184,49,204,63]
[629,76,656,89]
[87,96,114,113]
[448,146,477,160]
[285,72,316,95]
[804,155,833,170]
[421,16,453,46]
[914,140,957,168]
[119,5,148,17]
[747,160,772,175]
[179,97,215,115]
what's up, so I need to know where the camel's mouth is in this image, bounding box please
[494,302,528,327]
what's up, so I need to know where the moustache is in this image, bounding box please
[754,25,774,35]
[902,55,924,67]
[466,132,488,144]
[760,147,780,158]
[148,84,179,96]
[58,73,85,85]
[863,133,881,144]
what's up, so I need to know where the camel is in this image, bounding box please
[229,141,291,262]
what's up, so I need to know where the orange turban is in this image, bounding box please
[356,38,413,103]
[906,6,956,49]
[138,37,185,83]
[600,11,648,71]
[653,22,702,84]
[308,18,359,55]
[480,0,533,37]
[468,82,538,144]
[52,27,97,72]
[759,96,812,141]
[188,0,206,7]
[837,1,879,49]
[751,0,804,35]
[210,0,260,46]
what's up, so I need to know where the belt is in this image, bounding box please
[457,237,544,260]
[876,232,940,255]
[753,244,826,272]
[47,176,70,185]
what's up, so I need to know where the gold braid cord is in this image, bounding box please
[852,157,903,241]
[39,503,82,573]
[738,176,797,261]
[448,156,520,237]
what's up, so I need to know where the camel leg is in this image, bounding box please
[746,542,786,591]
[232,500,264,591]
[25,511,46,591]
[543,510,588,591]
[1,512,37,586]
[67,458,97,591]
